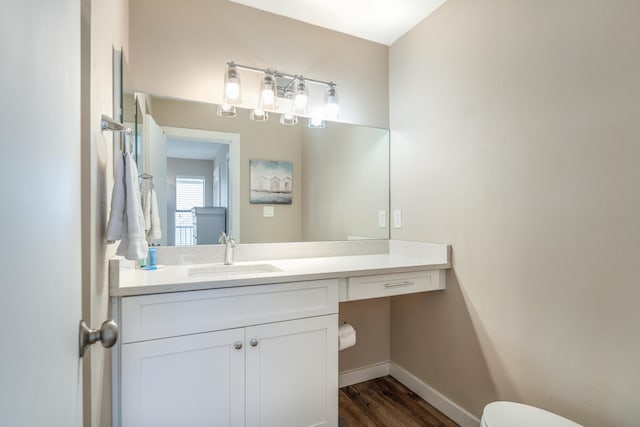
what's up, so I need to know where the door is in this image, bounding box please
[0,0,83,425]
[144,114,168,245]
[245,315,339,427]
[120,328,246,427]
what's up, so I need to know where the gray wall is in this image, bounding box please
[389,0,640,424]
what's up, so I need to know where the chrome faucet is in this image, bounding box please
[218,231,236,265]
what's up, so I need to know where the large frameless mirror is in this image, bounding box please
[123,93,390,245]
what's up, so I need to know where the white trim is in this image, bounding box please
[111,298,121,427]
[161,126,242,242]
[389,362,481,427]
[338,361,390,388]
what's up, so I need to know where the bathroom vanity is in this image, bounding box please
[109,240,450,427]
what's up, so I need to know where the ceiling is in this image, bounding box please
[167,138,223,160]
[228,0,448,45]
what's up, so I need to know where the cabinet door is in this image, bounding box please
[245,315,339,427]
[121,328,245,427]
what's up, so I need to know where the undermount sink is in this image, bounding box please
[188,263,282,277]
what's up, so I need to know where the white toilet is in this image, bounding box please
[481,401,582,427]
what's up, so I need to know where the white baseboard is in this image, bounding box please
[338,361,480,427]
[338,361,390,388]
[389,362,480,427]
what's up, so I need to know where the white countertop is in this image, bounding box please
[112,248,450,297]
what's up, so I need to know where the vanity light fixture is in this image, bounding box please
[219,61,339,126]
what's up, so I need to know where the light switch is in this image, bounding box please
[263,206,275,217]
[393,210,402,228]
[378,210,386,228]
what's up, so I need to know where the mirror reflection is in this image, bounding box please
[124,93,390,245]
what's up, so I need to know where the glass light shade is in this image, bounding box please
[258,74,277,110]
[250,109,269,122]
[280,113,298,126]
[324,84,340,119]
[292,78,308,115]
[217,103,237,117]
[223,64,241,104]
[308,116,325,128]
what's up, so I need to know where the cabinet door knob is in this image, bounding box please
[250,338,258,347]
[234,341,243,350]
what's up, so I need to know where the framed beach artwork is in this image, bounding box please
[250,159,293,204]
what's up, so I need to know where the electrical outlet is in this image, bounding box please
[393,210,402,228]
[378,210,386,228]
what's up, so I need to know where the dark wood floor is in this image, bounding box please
[339,376,460,427]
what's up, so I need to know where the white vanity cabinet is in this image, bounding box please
[113,279,339,427]
[244,315,338,426]
[339,269,445,302]
[121,328,246,426]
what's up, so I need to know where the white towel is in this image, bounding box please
[147,188,162,242]
[142,182,152,232]
[105,152,126,243]
[116,153,148,260]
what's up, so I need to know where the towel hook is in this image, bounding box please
[122,131,134,154]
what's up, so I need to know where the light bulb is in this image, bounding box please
[225,82,240,101]
[263,89,274,104]
[294,94,308,110]
[324,101,340,119]
[258,73,277,110]
[223,64,241,104]
[324,83,340,118]
[292,78,308,115]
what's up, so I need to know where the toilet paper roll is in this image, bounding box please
[338,322,356,351]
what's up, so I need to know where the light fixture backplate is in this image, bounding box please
[275,75,296,98]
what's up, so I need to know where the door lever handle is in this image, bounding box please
[79,319,118,358]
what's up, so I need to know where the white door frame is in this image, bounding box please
[162,127,241,242]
